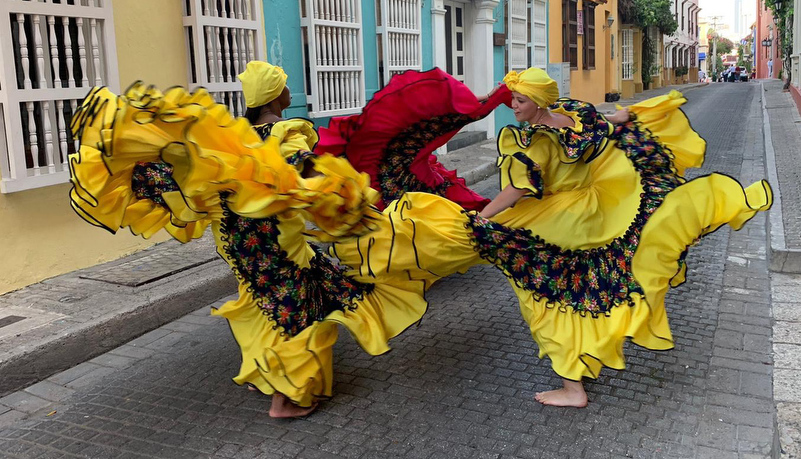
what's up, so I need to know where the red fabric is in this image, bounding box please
[317,68,511,211]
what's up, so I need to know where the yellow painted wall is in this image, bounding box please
[113,0,189,89]
[0,0,189,294]
[548,0,619,105]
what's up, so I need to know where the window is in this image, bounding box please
[562,0,577,68]
[582,3,595,70]
[184,0,265,118]
[376,0,422,88]
[508,0,528,72]
[0,0,119,193]
[621,28,633,80]
[300,0,365,116]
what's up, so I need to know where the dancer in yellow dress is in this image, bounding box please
[68,67,428,417]
[331,67,772,407]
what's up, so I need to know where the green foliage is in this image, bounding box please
[765,0,794,84]
[675,66,689,77]
[622,0,678,35]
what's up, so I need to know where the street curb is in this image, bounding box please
[461,160,498,186]
[0,261,237,397]
[760,81,801,273]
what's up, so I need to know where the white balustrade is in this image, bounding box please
[184,0,264,117]
[376,0,421,89]
[0,1,119,192]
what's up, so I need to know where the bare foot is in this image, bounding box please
[535,379,588,407]
[268,393,318,418]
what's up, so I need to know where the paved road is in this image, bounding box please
[0,82,776,458]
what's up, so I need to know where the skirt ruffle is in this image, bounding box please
[211,271,429,407]
[332,91,772,381]
[317,68,511,211]
[68,83,379,241]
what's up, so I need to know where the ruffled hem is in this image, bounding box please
[68,83,379,241]
[211,278,428,407]
[317,68,509,210]
[627,90,706,176]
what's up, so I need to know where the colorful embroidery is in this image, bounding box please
[467,115,684,315]
[131,161,180,206]
[519,98,612,162]
[219,204,374,336]
[377,113,480,203]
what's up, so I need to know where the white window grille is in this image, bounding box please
[376,0,422,88]
[530,0,547,69]
[183,0,265,118]
[621,28,634,80]
[0,0,118,194]
[507,0,528,72]
[300,0,365,117]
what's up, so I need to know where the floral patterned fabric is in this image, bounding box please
[131,161,180,206]
[519,98,613,162]
[467,114,686,315]
[219,204,373,336]
[377,113,479,203]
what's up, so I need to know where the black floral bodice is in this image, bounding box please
[518,98,613,163]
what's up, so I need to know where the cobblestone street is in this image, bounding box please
[0,83,778,458]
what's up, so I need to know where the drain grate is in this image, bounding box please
[0,315,26,329]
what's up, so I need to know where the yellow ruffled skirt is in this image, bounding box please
[333,92,772,381]
[67,83,429,407]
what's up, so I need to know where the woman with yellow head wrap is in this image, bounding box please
[332,66,770,411]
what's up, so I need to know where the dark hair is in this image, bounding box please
[245,106,262,125]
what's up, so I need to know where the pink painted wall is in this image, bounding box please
[755,0,780,79]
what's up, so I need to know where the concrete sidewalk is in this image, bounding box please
[760,78,801,458]
[0,81,711,400]
[760,79,801,273]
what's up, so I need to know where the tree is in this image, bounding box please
[619,0,679,88]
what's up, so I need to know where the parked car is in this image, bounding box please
[738,67,749,82]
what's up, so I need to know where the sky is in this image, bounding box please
[699,0,758,40]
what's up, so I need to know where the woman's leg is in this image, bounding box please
[534,378,588,408]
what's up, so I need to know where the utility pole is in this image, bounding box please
[709,16,722,80]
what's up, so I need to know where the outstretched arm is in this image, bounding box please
[606,107,631,124]
[478,185,528,218]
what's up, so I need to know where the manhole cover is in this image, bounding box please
[80,252,217,287]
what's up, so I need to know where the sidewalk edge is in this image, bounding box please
[0,263,236,397]
[760,81,801,273]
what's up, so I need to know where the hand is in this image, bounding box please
[607,108,630,125]
[479,84,502,103]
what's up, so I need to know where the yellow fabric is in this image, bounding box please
[333,92,772,381]
[210,217,429,407]
[69,83,433,407]
[503,68,560,108]
[69,84,378,239]
[238,60,288,108]
[268,119,319,160]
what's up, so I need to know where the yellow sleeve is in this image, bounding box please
[267,119,319,165]
[496,126,551,198]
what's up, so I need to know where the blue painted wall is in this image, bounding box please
[421,0,434,69]
[492,2,516,132]
[262,0,393,127]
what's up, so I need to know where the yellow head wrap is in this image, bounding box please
[502,68,559,108]
[238,61,288,108]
